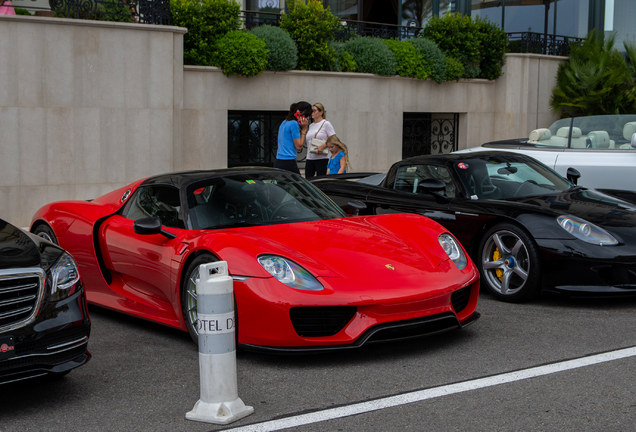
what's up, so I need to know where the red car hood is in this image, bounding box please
[203,214,452,280]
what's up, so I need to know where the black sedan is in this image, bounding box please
[0,218,90,384]
[313,152,636,302]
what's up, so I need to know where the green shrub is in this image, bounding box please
[280,0,339,71]
[53,0,133,22]
[338,51,357,72]
[330,41,357,72]
[550,31,636,117]
[213,31,268,78]
[101,0,134,23]
[171,0,241,66]
[249,25,298,71]
[444,56,464,82]
[474,16,507,80]
[383,39,431,80]
[343,37,397,76]
[408,38,447,83]
[422,13,481,78]
[14,7,32,15]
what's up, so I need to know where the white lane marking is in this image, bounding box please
[225,346,636,432]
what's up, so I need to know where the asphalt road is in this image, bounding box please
[2,291,636,432]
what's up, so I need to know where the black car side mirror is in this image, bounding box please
[566,167,581,185]
[346,200,367,216]
[133,217,177,239]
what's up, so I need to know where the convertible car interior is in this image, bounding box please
[527,120,636,149]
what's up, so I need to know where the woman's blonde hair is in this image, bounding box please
[326,135,351,171]
[313,103,326,119]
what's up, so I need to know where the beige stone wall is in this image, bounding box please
[492,53,566,142]
[182,53,564,174]
[0,14,563,227]
[0,15,185,226]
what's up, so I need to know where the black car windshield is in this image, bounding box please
[186,172,346,229]
[452,155,571,199]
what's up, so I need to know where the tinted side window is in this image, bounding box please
[123,185,184,229]
[394,164,456,198]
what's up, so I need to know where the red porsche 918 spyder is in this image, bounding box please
[30,168,479,352]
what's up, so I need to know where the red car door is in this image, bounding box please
[98,184,185,313]
[100,215,180,304]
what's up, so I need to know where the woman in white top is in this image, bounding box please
[305,103,336,179]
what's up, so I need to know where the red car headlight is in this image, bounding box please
[439,233,468,270]
[257,255,324,291]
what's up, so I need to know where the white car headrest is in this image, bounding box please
[556,127,581,138]
[624,122,636,140]
[586,131,610,148]
[528,128,551,142]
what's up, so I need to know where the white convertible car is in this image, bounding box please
[456,115,636,191]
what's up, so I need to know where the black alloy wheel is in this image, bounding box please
[478,223,542,302]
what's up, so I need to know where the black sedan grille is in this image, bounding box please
[0,270,44,330]
[0,345,88,372]
[451,285,472,313]
[290,306,357,337]
[15,326,90,356]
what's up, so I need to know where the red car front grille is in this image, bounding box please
[289,306,357,337]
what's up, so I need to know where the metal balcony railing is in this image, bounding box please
[506,32,583,56]
[1,0,170,25]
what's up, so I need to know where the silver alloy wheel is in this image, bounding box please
[481,229,530,296]
[185,266,200,337]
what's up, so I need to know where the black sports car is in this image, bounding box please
[313,152,636,302]
[0,218,90,384]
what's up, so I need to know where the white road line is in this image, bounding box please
[224,346,636,432]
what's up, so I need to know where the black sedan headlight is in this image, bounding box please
[257,255,324,291]
[48,253,80,301]
[557,215,618,246]
[438,233,468,270]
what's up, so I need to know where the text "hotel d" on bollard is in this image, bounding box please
[186,261,254,425]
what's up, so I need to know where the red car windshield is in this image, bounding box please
[187,172,346,229]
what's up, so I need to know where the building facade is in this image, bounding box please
[245,0,634,50]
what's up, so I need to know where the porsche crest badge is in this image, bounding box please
[385,264,395,270]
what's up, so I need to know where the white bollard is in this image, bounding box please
[185,261,254,425]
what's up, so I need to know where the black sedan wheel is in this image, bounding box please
[34,224,58,244]
[478,223,542,302]
[181,253,218,344]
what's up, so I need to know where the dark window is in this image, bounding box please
[402,113,459,159]
[394,164,456,198]
[228,110,288,168]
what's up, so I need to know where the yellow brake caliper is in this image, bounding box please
[493,248,503,280]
